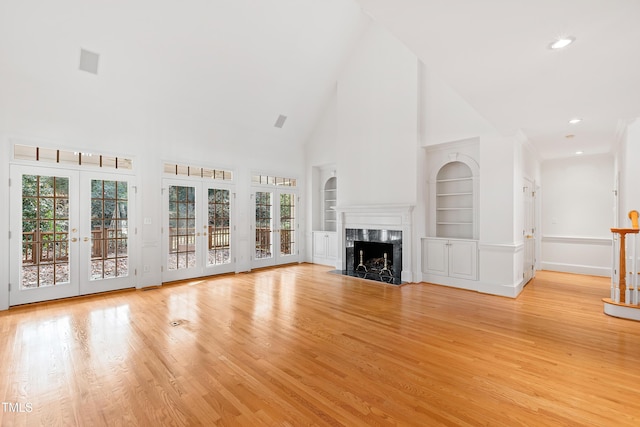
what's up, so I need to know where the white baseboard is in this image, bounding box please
[479,279,524,298]
[540,262,610,277]
[420,274,524,298]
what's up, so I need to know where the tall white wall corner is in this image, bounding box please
[478,242,525,298]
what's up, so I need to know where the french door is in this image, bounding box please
[162,178,235,282]
[252,189,299,269]
[10,165,136,306]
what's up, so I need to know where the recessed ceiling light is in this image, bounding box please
[549,37,575,50]
[575,150,584,155]
[568,118,582,124]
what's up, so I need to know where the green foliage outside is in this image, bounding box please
[22,176,128,237]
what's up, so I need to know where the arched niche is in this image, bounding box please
[324,176,337,231]
[429,153,479,239]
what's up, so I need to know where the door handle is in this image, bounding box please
[83,237,89,242]
[71,237,78,242]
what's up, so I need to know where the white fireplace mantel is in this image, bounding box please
[335,204,415,282]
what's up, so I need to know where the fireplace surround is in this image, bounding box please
[346,229,402,284]
[335,204,414,284]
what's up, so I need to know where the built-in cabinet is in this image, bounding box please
[311,166,338,266]
[423,141,479,283]
[312,231,338,266]
[422,238,477,280]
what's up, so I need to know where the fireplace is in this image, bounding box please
[334,204,414,284]
[345,229,402,284]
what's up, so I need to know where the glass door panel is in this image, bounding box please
[279,192,296,257]
[80,172,135,295]
[165,184,197,280]
[90,179,128,279]
[22,174,70,288]
[163,180,234,281]
[203,186,235,275]
[252,190,299,269]
[11,166,136,305]
[10,166,79,305]
[255,191,273,261]
[207,188,230,266]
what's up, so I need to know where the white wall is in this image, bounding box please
[540,153,614,276]
[420,67,496,147]
[476,135,524,296]
[305,21,420,274]
[304,88,338,261]
[336,22,419,206]
[0,100,307,310]
[620,119,640,222]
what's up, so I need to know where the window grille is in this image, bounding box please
[163,163,233,181]
[251,174,296,187]
[14,144,133,170]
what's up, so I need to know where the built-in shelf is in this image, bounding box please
[435,161,474,239]
[324,177,337,232]
[436,177,473,183]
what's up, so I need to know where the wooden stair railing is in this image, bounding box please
[611,210,639,304]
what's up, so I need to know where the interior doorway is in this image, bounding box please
[523,178,536,285]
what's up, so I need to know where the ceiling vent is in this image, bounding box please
[274,114,287,129]
[79,49,100,75]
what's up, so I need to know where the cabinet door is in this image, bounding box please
[313,232,327,258]
[326,232,338,260]
[423,238,448,276]
[449,240,477,280]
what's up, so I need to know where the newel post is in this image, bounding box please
[611,210,640,303]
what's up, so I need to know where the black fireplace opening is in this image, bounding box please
[342,229,403,284]
[354,240,395,278]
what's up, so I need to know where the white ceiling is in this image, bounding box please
[0,0,367,149]
[354,0,640,159]
[1,1,638,160]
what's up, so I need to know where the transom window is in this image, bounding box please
[14,144,133,170]
[251,174,297,187]
[164,163,233,181]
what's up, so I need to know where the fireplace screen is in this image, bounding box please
[344,229,402,284]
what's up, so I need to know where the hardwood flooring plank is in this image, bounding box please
[1,265,640,426]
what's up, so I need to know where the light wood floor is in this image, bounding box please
[1,264,639,426]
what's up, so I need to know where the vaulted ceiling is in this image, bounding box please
[354,0,640,159]
[0,0,367,149]
[1,1,639,160]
